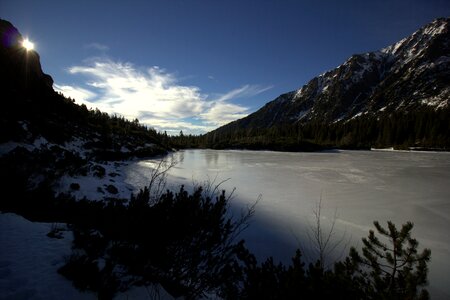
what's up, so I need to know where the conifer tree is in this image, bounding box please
[349,221,431,300]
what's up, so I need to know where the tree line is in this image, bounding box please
[171,106,450,151]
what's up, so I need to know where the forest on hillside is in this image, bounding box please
[171,106,450,151]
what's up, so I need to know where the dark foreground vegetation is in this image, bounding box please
[0,171,431,299]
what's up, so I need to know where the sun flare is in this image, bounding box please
[22,38,34,51]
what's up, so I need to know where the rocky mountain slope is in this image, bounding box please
[0,19,169,202]
[209,18,449,137]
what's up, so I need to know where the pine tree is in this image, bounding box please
[349,221,431,300]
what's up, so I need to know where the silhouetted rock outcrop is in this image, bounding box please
[0,19,53,94]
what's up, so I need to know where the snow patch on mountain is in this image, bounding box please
[296,109,310,121]
[423,19,447,36]
[420,87,450,108]
[293,87,305,100]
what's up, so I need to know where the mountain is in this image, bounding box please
[0,20,54,93]
[0,19,169,204]
[0,19,168,155]
[202,18,449,150]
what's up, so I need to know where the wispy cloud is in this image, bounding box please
[201,85,273,127]
[58,57,272,134]
[84,43,109,51]
[214,84,273,102]
[200,101,249,127]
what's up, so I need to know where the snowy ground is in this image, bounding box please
[56,160,137,201]
[0,213,176,300]
[0,213,96,300]
[0,135,147,202]
[0,136,180,299]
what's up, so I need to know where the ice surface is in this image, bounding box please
[124,149,450,299]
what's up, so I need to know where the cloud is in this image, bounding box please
[214,84,273,102]
[59,58,272,134]
[138,117,215,135]
[200,84,273,127]
[67,59,206,120]
[200,101,249,127]
[84,43,109,51]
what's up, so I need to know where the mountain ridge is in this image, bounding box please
[219,17,448,127]
[198,17,449,150]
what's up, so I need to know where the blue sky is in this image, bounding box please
[2,0,449,134]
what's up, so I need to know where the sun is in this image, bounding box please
[22,38,35,51]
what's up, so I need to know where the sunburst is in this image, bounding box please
[22,38,34,51]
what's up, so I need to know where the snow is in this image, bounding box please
[56,161,136,201]
[295,109,310,121]
[33,136,49,148]
[0,136,58,157]
[0,212,96,300]
[332,114,345,123]
[350,111,363,120]
[414,84,449,109]
[423,20,447,37]
[0,213,176,299]
[120,146,130,153]
[0,132,155,202]
[420,94,449,108]
[382,37,408,55]
[381,19,447,66]
[370,147,395,151]
[62,137,91,159]
[316,75,332,94]
[0,135,52,156]
[293,87,304,99]
[372,51,386,61]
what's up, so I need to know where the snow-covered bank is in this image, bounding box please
[0,134,168,202]
[370,147,450,153]
[56,161,136,201]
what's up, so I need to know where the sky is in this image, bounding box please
[2,0,449,134]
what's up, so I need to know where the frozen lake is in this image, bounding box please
[124,149,450,299]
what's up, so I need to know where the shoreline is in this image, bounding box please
[177,146,450,154]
